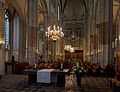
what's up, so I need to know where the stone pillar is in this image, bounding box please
[9,16,14,61]
[0,46,5,75]
[101,0,108,66]
[108,0,113,64]
[96,0,101,65]
[18,19,26,62]
[117,0,120,50]
[43,15,48,62]
[103,0,109,66]
[87,8,91,63]
[117,1,120,50]
[95,0,109,66]
[0,2,5,75]
[53,41,56,61]
[27,0,38,65]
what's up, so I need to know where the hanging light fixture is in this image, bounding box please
[46,25,64,41]
[70,47,74,53]
[0,40,5,44]
[64,45,74,53]
[64,45,71,51]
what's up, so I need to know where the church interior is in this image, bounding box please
[0,0,120,92]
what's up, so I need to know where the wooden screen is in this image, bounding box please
[117,52,120,72]
[65,50,83,62]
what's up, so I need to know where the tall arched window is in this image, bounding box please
[5,10,9,49]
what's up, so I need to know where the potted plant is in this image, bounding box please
[72,65,86,86]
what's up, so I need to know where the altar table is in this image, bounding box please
[23,69,69,87]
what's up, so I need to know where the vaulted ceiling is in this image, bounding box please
[113,0,119,22]
[16,0,27,16]
[4,0,120,24]
[50,0,87,18]
[64,0,86,18]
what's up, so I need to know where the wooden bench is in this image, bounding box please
[109,78,120,92]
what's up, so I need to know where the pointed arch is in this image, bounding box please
[6,0,23,20]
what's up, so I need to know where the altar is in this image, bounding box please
[37,69,55,83]
[23,69,69,87]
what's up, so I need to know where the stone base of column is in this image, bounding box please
[93,49,97,64]
[18,51,26,62]
[103,45,108,66]
[28,48,37,65]
[0,49,5,75]
[12,50,18,62]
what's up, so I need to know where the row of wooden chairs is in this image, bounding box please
[108,71,120,91]
[106,64,115,77]
[12,61,63,74]
[25,62,61,70]
[109,78,120,92]
[83,62,99,76]
[13,62,29,74]
[12,60,68,74]
[83,62,111,77]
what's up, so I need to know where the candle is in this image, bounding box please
[61,63,63,70]
[76,63,79,68]
[35,64,36,69]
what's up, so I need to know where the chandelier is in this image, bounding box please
[46,25,64,41]
[64,45,71,51]
[0,41,5,44]
[70,48,74,53]
[64,45,75,53]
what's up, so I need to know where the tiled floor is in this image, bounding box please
[0,75,113,92]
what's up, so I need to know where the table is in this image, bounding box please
[23,69,69,86]
[22,69,39,83]
[37,69,55,83]
[52,69,69,87]
[5,62,16,74]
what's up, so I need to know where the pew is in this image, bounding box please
[13,62,29,74]
[109,78,120,92]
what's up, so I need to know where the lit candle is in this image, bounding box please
[61,63,63,70]
[35,64,36,69]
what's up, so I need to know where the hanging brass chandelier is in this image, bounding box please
[46,25,64,41]
[64,45,75,53]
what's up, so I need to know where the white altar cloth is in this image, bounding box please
[37,69,55,83]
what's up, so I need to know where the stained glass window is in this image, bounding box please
[5,10,9,48]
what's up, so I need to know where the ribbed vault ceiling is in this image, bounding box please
[5,0,119,23]
[64,0,86,18]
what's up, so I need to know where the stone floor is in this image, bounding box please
[0,75,113,92]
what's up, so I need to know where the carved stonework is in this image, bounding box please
[64,19,85,48]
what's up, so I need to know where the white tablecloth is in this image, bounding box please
[37,69,55,83]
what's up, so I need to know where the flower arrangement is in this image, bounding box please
[71,65,86,77]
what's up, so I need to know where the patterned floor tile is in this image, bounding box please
[0,75,114,92]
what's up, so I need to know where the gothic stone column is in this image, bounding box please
[18,19,26,62]
[0,2,5,75]
[8,15,14,61]
[108,0,113,64]
[27,0,38,65]
[43,15,48,62]
[102,0,109,66]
